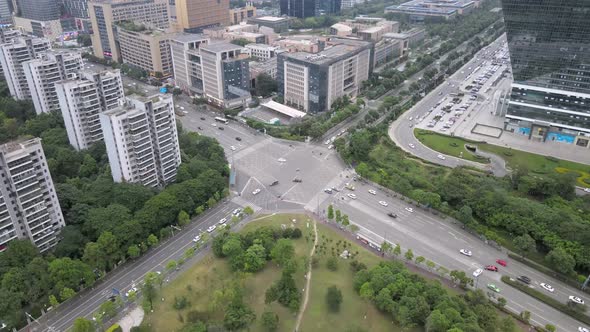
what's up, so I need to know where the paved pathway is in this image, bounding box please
[294,218,318,332]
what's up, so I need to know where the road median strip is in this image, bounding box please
[500,275,590,326]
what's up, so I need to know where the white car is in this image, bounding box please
[409,117,413,121]
[252,188,261,195]
[584,188,590,193]
[328,145,334,150]
[540,283,554,292]
[211,123,217,127]
[368,189,377,195]
[207,225,217,233]
[378,201,388,207]
[232,208,242,216]
[409,143,415,149]
[459,249,472,257]
[437,154,446,160]
[405,207,413,213]
[347,193,357,199]
[230,146,236,151]
[579,327,589,332]
[473,268,483,277]
[278,158,286,162]
[569,296,585,305]
[218,218,227,225]
[324,140,331,145]
[192,235,201,243]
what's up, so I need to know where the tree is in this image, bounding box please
[425,309,450,332]
[520,310,531,323]
[243,206,254,215]
[223,302,256,330]
[326,285,343,312]
[147,234,159,248]
[270,239,295,266]
[545,324,556,332]
[513,233,536,257]
[415,256,425,265]
[99,300,117,319]
[127,245,141,259]
[326,256,338,271]
[229,38,250,47]
[546,247,576,275]
[60,287,76,301]
[178,210,190,226]
[243,243,267,272]
[255,73,278,97]
[335,209,342,223]
[393,244,401,256]
[48,257,95,291]
[450,270,472,289]
[380,241,392,255]
[497,297,507,308]
[142,272,160,311]
[342,214,350,226]
[404,249,414,261]
[327,204,334,220]
[49,294,59,307]
[72,317,95,332]
[261,311,279,331]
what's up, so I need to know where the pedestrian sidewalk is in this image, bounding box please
[118,307,144,332]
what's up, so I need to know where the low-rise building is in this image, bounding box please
[223,31,266,44]
[56,70,125,151]
[250,58,278,88]
[229,5,257,25]
[100,94,181,187]
[247,16,290,33]
[277,39,372,113]
[0,138,65,252]
[383,27,425,50]
[277,36,322,53]
[385,0,475,23]
[244,43,284,61]
[330,23,353,37]
[23,51,83,114]
[13,16,63,40]
[373,38,403,68]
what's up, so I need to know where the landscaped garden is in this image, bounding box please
[414,129,590,187]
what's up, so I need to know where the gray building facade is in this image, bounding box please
[501,0,590,148]
[16,0,60,21]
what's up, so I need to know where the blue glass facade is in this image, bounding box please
[502,0,590,146]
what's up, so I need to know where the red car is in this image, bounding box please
[485,265,498,272]
[496,259,507,267]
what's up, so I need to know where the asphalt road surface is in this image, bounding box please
[317,178,589,332]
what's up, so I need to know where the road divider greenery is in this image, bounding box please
[500,275,590,326]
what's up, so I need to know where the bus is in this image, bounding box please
[214,117,228,124]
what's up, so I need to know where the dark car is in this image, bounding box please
[292,178,302,183]
[517,276,531,284]
[270,180,279,186]
[235,137,242,141]
[387,212,397,218]
[218,126,224,130]
[200,117,206,120]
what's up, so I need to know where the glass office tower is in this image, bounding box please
[501,1,590,147]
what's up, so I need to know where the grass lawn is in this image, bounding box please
[414,129,490,163]
[141,214,412,332]
[414,129,590,187]
[300,222,418,332]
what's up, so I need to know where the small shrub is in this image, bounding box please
[350,260,367,272]
[173,296,189,310]
[503,151,513,157]
[326,256,338,271]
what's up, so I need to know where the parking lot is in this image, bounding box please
[415,42,512,134]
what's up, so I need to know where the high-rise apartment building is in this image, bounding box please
[277,39,371,113]
[0,138,65,252]
[501,1,590,148]
[56,69,125,150]
[175,0,229,33]
[15,0,60,21]
[62,0,90,19]
[170,34,210,95]
[100,94,181,187]
[279,0,318,18]
[0,0,12,25]
[88,0,170,60]
[0,36,52,100]
[200,43,251,109]
[23,51,83,114]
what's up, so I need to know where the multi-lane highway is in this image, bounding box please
[316,178,588,331]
